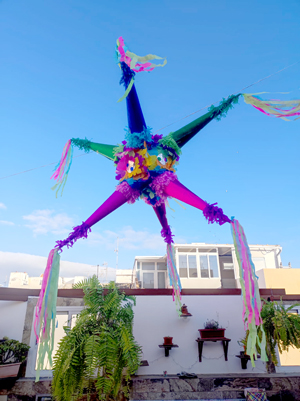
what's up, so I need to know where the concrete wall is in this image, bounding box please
[133,295,300,375]
[0,301,27,341]
[133,295,267,375]
[263,269,300,295]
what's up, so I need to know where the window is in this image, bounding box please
[138,260,168,288]
[179,255,188,278]
[157,272,166,288]
[179,255,198,278]
[200,255,209,278]
[143,272,154,288]
[188,255,197,277]
[209,255,219,278]
[200,254,220,278]
[142,262,155,270]
[157,262,167,270]
[26,306,83,378]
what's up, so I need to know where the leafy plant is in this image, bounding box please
[0,338,30,364]
[248,299,300,373]
[204,319,219,329]
[52,278,142,401]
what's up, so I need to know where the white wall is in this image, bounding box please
[133,295,300,375]
[256,270,266,289]
[0,301,27,341]
[180,278,221,289]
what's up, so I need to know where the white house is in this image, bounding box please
[134,242,283,290]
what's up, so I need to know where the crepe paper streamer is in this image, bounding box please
[116,36,167,73]
[231,219,267,366]
[243,93,300,121]
[34,249,60,381]
[116,36,166,101]
[51,139,73,197]
[166,242,182,315]
[117,77,134,103]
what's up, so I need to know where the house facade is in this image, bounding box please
[134,242,283,290]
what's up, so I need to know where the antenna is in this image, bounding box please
[115,236,119,270]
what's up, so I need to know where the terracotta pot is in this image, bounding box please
[181,304,188,314]
[198,328,225,339]
[163,337,173,346]
[0,362,21,378]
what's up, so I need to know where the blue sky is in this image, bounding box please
[0,0,299,281]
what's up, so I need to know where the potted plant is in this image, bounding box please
[52,278,142,401]
[199,319,225,339]
[251,299,300,373]
[163,336,173,346]
[0,337,30,379]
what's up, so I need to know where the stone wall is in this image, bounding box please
[1,375,300,400]
[131,374,300,400]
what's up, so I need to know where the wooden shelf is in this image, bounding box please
[158,344,179,357]
[195,337,231,362]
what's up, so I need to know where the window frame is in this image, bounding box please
[136,260,168,289]
[26,305,83,378]
[176,248,220,279]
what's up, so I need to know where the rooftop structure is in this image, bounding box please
[134,242,288,290]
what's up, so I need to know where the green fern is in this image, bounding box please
[248,299,300,372]
[52,279,142,401]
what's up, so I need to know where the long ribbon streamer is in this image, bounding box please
[231,219,267,365]
[34,249,60,381]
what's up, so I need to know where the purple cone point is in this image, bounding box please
[161,225,174,244]
[55,222,91,251]
[203,203,231,226]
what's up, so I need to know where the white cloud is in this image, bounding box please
[0,251,116,284]
[0,203,7,210]
[0,220,14,226]
[89,226,166,251]
[23,209,74,235]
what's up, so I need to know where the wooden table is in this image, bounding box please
[195,337,231,362]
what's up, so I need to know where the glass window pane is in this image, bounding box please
[200,255,209,278]
[136,270,140,280]
[157,272,166,289]
[209,255,219,278]
[137,261,140,270]
[142,262,155,270]
[188,255,197,277]
[179,255,187,278]
[143,273,154,288]
[157,262,167,270]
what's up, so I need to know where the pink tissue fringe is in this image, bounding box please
[116,181,140,204]
[150,172,177,201]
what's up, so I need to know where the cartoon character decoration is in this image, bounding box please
[35,37,300,378]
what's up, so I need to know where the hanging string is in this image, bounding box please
[1,60,299,181]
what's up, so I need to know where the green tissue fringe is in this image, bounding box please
[71,138,92,153]
[159,134,182,156]
[208,94,241,121]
